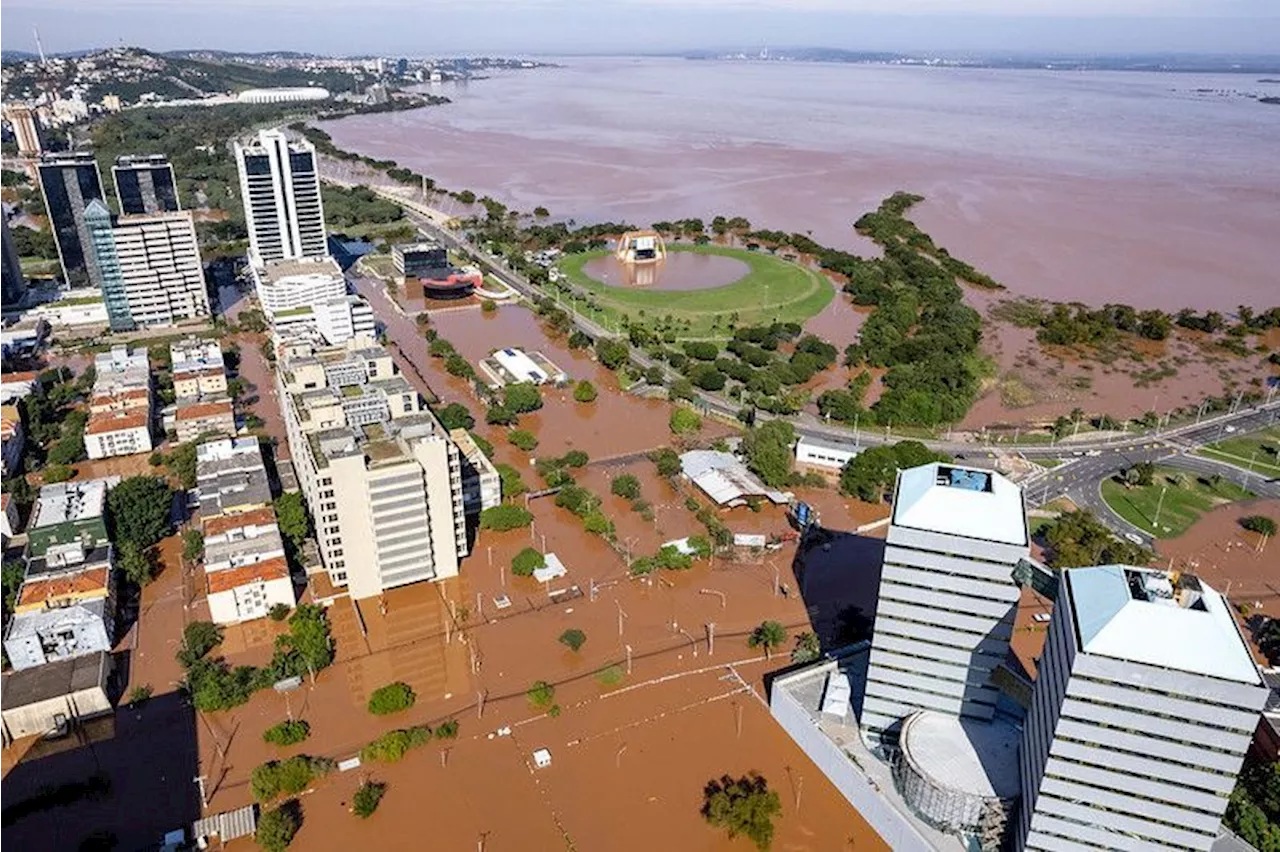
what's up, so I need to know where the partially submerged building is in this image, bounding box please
[197,439,295,623]
[5,480,116,671]
[679,449,790,508]
[85,346,152,459]
[277,337,467,599]
[1,651,113,742]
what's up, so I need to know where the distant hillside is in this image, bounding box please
[1,47,368,106]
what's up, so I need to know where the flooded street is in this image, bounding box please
[323,59,1280,312]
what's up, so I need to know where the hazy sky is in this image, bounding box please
[4,0,1279,56]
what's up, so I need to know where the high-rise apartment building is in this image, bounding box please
[1016,565,1266,852]
[112,154,180,215]
[234,130,327,266]
[861,463,1028,745]
[276,337,467,598]
[84,201,209,330]
[38,152,106,289]
[3,104,42,157]
[2,214,27,307]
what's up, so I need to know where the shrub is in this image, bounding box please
[352,780,387,818]
[573,380,598,403]
[263,720,311,747]
[583,511,613,536]
[650,447,682,477]
[256,802,301,852]
[361,726,432,762]
[561,449,589,468]
[480,505,533,531]
[701,774,781,851]
[177,621,224,667]
[669,408,702,436]
[367,682,416,716]
[596,664,626,687]
[480,299,497,314]
[435,402,475,431]
[528,680,556,708]
[559,629,587,652]
[495,463,528,498]
[503,382,543,414]
[250,756,335,801]
[268,603,291,622]
[43,464,74,483]
[610,474,641,500]
[1242,515,1278,537]
[127,684,152,707]
[508,429,539,451]
[511,547,546,577]
[434,719,460,740]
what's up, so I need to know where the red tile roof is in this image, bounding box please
[206,556,290,594]
[202,506,278,538]
[17,566,110,607]
[85,410,149,435]
[176,400,234,421]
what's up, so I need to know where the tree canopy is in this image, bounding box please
[108,476,174,550]
[740,421,796,488]
[838,440,942,502]
[701,773,782,851]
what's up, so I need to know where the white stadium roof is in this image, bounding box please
[892,463,1027,546]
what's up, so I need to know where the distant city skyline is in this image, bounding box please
[3,1,1280,56]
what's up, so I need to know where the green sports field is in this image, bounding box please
[556,244,834,338]
[1101,466,1254,539]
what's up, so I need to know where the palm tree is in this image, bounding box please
[748,621,788,660]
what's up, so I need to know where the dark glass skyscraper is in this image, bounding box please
[2,213,27,308]
[38,152,105,289]
[113,154,180,215]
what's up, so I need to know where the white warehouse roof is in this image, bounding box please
[892,463,1027,546]
[493,348,548,385]
[1066,565,1262,685]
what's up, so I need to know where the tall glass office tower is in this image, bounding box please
[38,152,106,289]
[113,154,180,215]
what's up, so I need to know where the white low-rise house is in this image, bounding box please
[0,371,41,404]
[84,410,152,459]
[171,337,227,401]
[198,448,296,624]
[174,399,236,443]
[794,435,860,472]
[679,450,790,507]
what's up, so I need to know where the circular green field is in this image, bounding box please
[556,244,833,338]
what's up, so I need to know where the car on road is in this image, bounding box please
[1124,532,1145,545]
[1225,425,1238,433]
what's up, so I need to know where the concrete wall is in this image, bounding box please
[2,685,112,740]
[770,674,935,852]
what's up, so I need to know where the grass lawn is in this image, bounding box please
[1196,426,1280,478]
[1032,458,1066,469]
[1101,466,1254,539]
[557,244,833,338]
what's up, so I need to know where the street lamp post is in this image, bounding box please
[1152,486,1168,530]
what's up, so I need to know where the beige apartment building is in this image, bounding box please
[276,337,467,599]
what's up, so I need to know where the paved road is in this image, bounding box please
[332,174,1280,546]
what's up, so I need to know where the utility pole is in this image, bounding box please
[195,775,208,811]
[477,689,486,719]
[616,600,627,637]
[625,643,633,674]
[1152,486,1168,530]
[707,622,716,656]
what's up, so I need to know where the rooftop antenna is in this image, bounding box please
[34,27,47,65]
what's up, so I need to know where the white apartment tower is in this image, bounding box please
[234,130,327,266]
[861,463,1028,745]
[276,338,467,598]
[1016,566,1267,852]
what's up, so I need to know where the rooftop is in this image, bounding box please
[85,410,148,435]
[204,527,285,567]
[203,506,278,539]
[796,434,861,456]
[17,566,110,608]
[33,480,108,528]
[892,462,1027,547]
[898,710,1022,800]
[258,256,343,285]
[170,337,224,372]
[680,450,790,506]
[196,436,261,466]
[1066,565,1262,685]
[207,556,290,595]
[0,650,109,709]
[176,400,234,421]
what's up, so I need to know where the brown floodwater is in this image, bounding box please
[322,58,1280,313]
[581,252,749,291]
